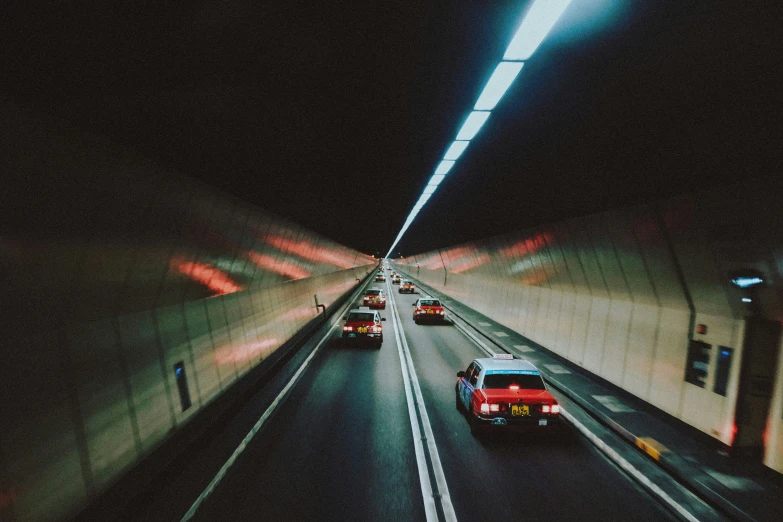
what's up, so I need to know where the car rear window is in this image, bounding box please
[347,312,376,322]
[419,299,441,306]
[483,374,546,390]
[365,289,382,295]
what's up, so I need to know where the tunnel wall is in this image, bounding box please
[0,102,375,521]
[393,180,783,474]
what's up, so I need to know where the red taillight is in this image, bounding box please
[480,403,499,413]
[489,403,500,412]
[480,403,489,413]
[542,405,550,413]
[542,404,560,414]
[552,404,560,414]
[343,326,352,331]
[509,385,520,391]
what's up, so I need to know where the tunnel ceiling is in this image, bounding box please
[3,0,780,256]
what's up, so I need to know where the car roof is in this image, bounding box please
[347,308,379,315]
[473,357,539,372]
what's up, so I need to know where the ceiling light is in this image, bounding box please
[474,62,524,111]
[428,174,446,187]
[503,0,572,61]
[434,160,456,175]
[443,140,470,161]
[455,111,490,141]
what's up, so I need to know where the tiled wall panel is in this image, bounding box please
[394,181,783,475]
[0,102,374,521]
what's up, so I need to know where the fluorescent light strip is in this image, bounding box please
[503,0,572,61]
[428,174,446,187]
[474,61,524,111]
[434,160,456,175]
[386,0,574,259]
[443,140,470,161]
[455,111,490,141]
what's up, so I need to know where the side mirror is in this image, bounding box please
[457,371,466,378]
[381,318,386,321]
[412,303,416,306]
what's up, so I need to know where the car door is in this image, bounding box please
[460,363,478,409]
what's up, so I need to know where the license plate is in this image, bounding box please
[358,327,368,333]
[427,309,434,314]
[539,419,547,426]
[511,405,529,417]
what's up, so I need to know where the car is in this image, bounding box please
[362,288,387,309]
[342,308,385,348]
[412,297,445,323]
[375,273,386,282]
[456,354,561,436]
[392,274,402,284]
[399,280,415,293]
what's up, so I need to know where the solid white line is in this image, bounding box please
[451,314,495,356]
[444,302,702,522]
[180,280,370,521]
[387,280,439,522]
[562,410,701,522]
[388,283,458,522]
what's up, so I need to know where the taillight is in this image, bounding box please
[479,403,499,413]
[552,405,560,414]
[541,405,550,413]
[343,326,353,331]
[509,385,519,391]
[480,403,490,413]
[542,404,560,414]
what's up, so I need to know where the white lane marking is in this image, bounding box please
[180,280,370,521]
[386,280,439,522]
[442,304,704,521]
[492,331,509,337]
[561,410,701,522]
[592,395,634,413]
[388,281,458,522]
[543,364,571,374]
[451,316,495,357]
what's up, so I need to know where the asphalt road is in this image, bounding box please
[175,274,674,522]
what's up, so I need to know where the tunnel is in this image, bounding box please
[2,1,783,521]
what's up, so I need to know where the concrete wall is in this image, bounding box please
[393,180,783,474]
[0,101,374,521]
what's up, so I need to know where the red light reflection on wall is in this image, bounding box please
[265,235,357,268]
[441,246,491,274]
[499,232,552,258]
[170,257,243,296]
[247,252,311,280]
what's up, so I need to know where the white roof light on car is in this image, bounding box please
[443,140,470,161]
[385,0,573,259]
[455,111,491,141]
[503,0,572,61]
[474,61,525,111]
